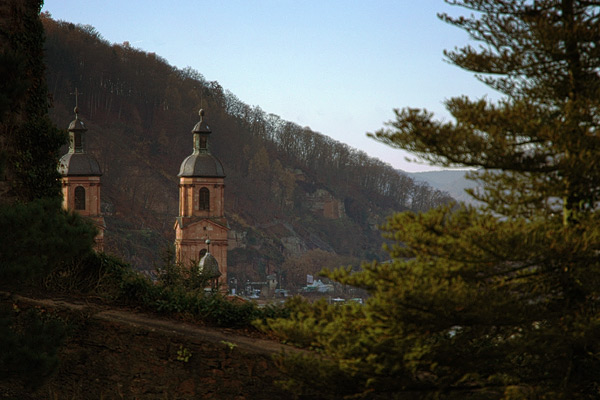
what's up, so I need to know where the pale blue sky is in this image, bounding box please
[42,1,495,172]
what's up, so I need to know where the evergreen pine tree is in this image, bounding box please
[263,1,600,398]
[0,0,65,201]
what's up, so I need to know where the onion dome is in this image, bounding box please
[178,109,225,178]
[58,107,102,176]
[198,240,221,279]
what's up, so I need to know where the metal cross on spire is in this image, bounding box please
[70,88,82,116]
[200,86,204,110]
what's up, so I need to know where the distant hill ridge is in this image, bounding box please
[406,170,478,204]
[42,16,454,286]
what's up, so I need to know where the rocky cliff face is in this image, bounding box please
[307,188,346,219]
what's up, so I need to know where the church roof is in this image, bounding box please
[178,109,225,178]
[178,153,225,177]
[68,116,87,131]
[174,216,230,230]
[58,152,102,176]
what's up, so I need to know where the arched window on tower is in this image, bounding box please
[74,186,86,210]
[199,187,210,210]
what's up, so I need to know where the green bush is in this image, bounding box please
[113,257,289,328]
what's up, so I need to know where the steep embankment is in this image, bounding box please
[2,292,295,399]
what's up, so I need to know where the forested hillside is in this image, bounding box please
[41,15,453,286]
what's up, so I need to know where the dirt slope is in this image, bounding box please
[2,293,300,399]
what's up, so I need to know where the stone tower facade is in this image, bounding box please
[174,110,228,286]
[58,106,105,250]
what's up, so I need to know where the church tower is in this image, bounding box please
[58,104,105,250]
[175,109,228,286]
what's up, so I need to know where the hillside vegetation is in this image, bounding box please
[41,15,453,286]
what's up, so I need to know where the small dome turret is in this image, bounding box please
[178,109,225,178]
[198,240,221,279]
[68,106,87,132]
[192,109,211,134]
[58,106,101,176]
